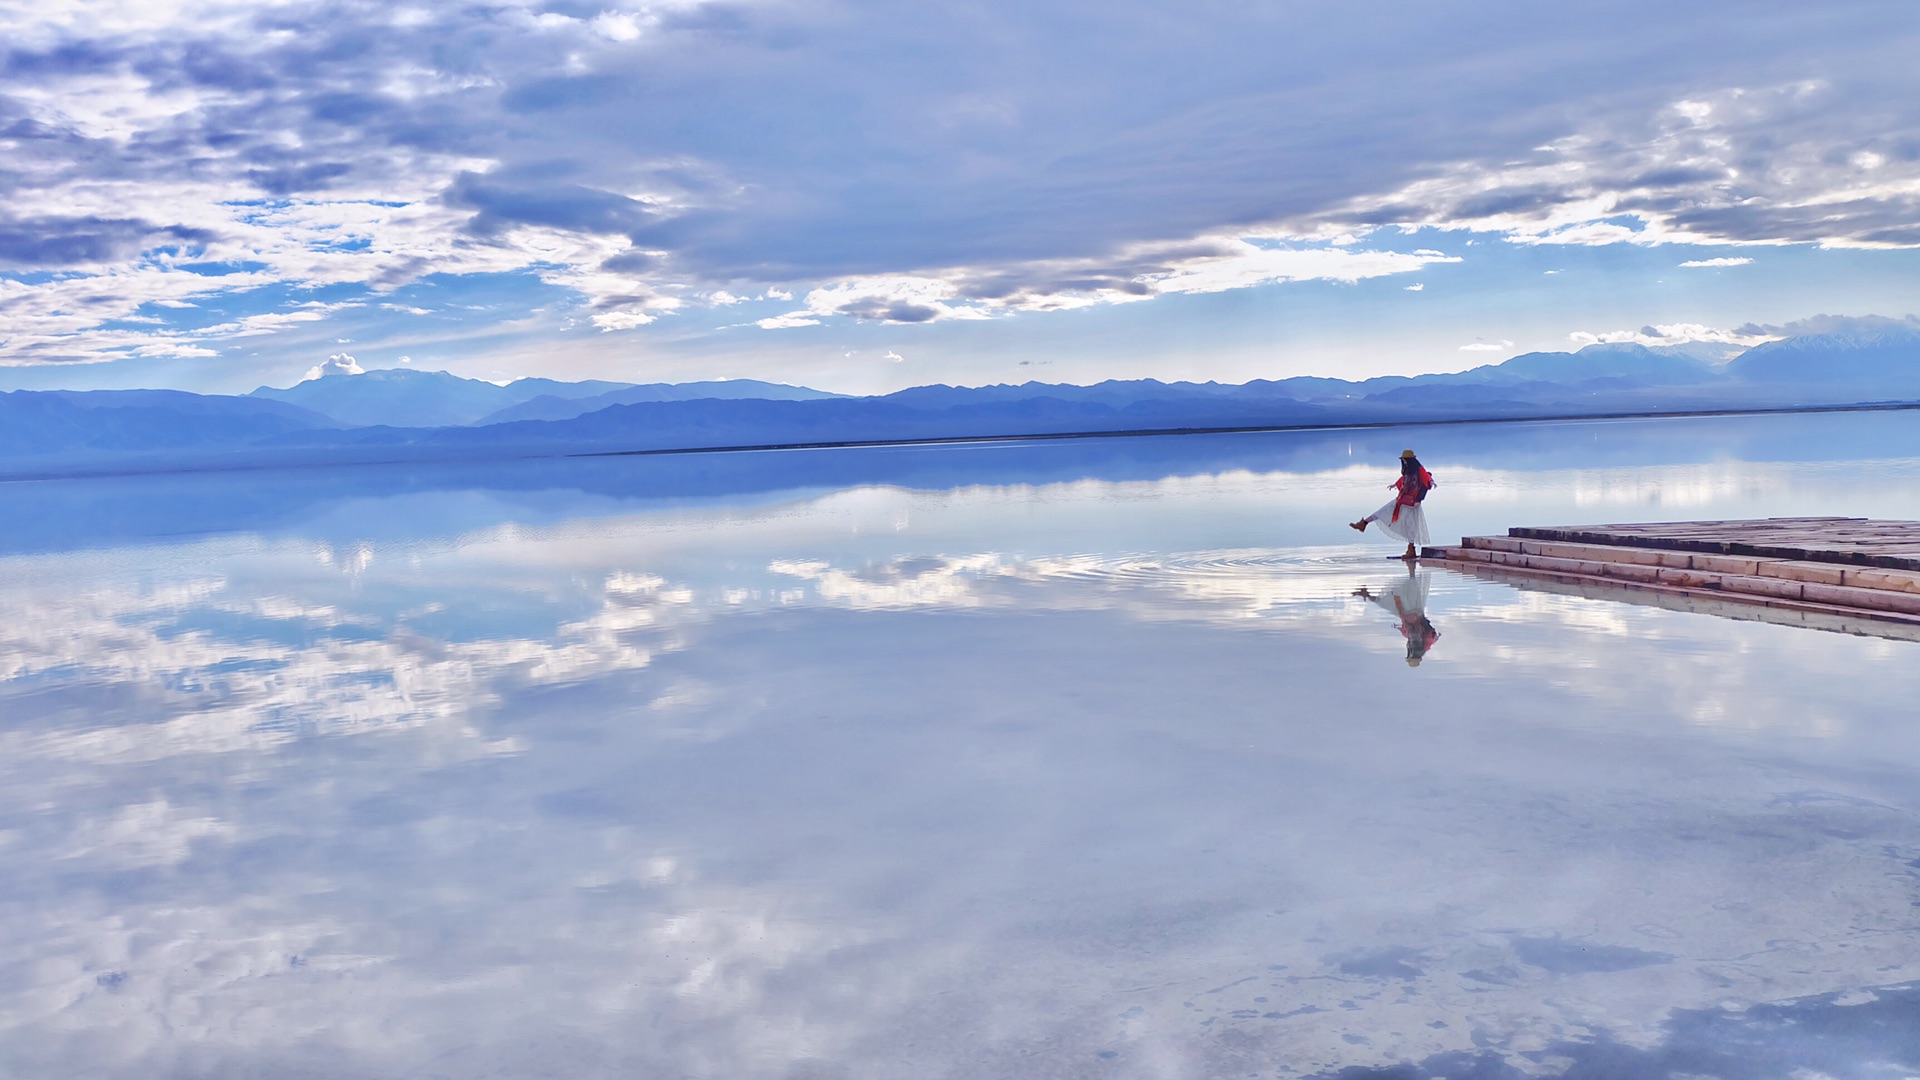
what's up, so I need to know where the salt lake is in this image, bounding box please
[6,410,1920,1078]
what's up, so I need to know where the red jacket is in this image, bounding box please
[1389,468,1434,522]
[1392,468,1435,506]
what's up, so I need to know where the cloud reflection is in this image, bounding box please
[7,446,1920,1075]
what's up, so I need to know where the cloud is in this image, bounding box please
[199,302,364,340]
[1729,313,1920,339]
[131,341,219,358]
[0,216,214,269]
[756,312,821,329]
[1459,340,1513,352]
[757,240,1456,328]
[1304,79,1920,249]
[1678,257,1753,268]
[1568,323,1778,349]
[0,1,1914,369]
[1139,240,1453,296]
[884,350,904,363]
[447,172,659,240]
[1404,283,1424,291]
[590,309,657,331]
[302,352,364,381]
[790,276,986,325]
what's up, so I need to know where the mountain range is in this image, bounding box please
[3,327,1918,473]
[248,371,840,427]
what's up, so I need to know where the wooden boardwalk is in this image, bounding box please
[1507,517,1920,571]
[1425,517,1920,640]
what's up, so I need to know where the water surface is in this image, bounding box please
[6,412,1920,1078]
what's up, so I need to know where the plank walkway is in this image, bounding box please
[1424,517,1920,641]
[1507,517,1920,571]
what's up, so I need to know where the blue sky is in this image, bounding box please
[1,0,1917,394]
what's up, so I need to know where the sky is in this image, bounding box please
[1,0,1918,395]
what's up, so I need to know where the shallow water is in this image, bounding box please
[6,412,1920,1078]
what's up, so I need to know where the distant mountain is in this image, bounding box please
[476,379,846,425]
[880,379,1239,410]
[0,389,335,457]
[1451,343,1722,387]
[250,369,634,427]
[242,334,1905,457]
[12,326,1920,475]
[875,344,1723,411]
[1643,341,1746,364]
[1726,330,1920,392]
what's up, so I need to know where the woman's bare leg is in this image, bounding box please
[1402,543,1417,560]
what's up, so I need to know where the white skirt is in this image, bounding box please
[1364,498,1430,546]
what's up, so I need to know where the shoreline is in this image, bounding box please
[573,398,1920,460]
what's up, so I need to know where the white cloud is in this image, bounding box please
[590,309,658,331]
[756,312,822,329]
[194,302,365,341]
[1568,323,1777,348]
[1679,257,1753,268]
[1404,283,1425,291]
[590,12,645,42]
[1459,340,1513,352]
[1145,240,1453,295]
[302,352,365,381]
[130,342,219,358]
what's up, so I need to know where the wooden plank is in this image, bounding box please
[1505,518,1920,571]
[1438,560,1920,644]
[1754,561,1848,587]
[1428,517,1920,636]
[1438,546,1920,609]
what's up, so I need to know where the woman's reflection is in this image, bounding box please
[1353,571,1441,667]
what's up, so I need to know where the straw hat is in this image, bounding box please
[1400,449,1417,460]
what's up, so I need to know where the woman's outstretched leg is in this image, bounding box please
[1349,518,1368,532]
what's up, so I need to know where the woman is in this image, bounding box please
[1349,449,1435,560]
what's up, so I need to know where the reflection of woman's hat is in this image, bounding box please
[1400,449,1416,459]
[1405,655,1422,667]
